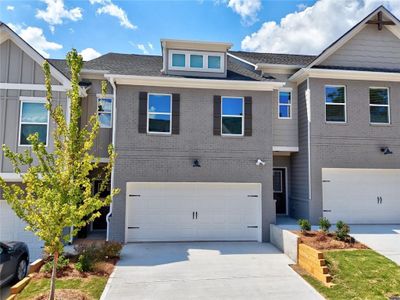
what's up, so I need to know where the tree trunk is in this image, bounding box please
[49,251,58,300]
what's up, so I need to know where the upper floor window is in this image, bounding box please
[19,100,49,146]
[97,96,113,128]
[278,91,291,119]
[325,86,346,123]
[221,97,244,136]
[172,53,185,67]
[369,88,390,124]
[147,93,172,134]
[169,50,224,73]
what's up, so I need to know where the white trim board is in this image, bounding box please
[104,74,285,91]
[0,83,67,92]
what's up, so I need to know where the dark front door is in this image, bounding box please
[273,168,287,214]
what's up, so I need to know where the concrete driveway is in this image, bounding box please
[101,242,323,300]
[350,224,400,265]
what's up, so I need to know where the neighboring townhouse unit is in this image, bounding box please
[0,6,399,253]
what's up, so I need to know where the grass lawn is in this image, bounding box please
[17,276,108,300]
[302,249,400,300]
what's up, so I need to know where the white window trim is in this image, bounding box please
[369,87,390,125]
[221,96,244,137]
[147,93,172,135]
[18,97,50,147]
[325,85,347,124]
[168,50,224,73]
[96,94,114,129]
[278,90,292,120]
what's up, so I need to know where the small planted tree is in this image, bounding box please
[298,219,311,234]
[318,217,331,234]
[0,49,119,300]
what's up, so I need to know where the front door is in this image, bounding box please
[273,168,287,214]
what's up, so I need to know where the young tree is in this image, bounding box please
[0,49,119,300]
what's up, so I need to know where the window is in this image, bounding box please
[325,86,346,123]
[208,56,221,69]
[221,97,244,136]
[190,54,203,68]
[278,91,291,119]
[172,53,185,67]
[168,50,224,73]
[147,93,172,134]
[369,88,390,124]
[97,97,113,128]
[19,101,49,146]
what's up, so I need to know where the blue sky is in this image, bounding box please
[1,0,399,60]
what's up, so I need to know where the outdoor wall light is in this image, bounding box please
[256,159,266,166]
[193,159,201,167]
[381,147,393,155]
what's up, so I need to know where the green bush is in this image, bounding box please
[318,217,331,233]
[74,243,101,273]
[335,220,350,241]
[101,241,123,259]
[43,255,70,273]
[298,219,311,233]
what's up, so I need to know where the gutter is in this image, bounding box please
[104,74,285,91]
[106,77,117,242]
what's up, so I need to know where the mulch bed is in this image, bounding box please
[33,289,89,300]
[293,231,368,251]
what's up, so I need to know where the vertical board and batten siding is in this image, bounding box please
[0,39,68,173]
[80,79,113,158]
[319,24,400,69]
[289,81,309,219]
[110,85,275,242]
[308,78,400,223]
[272,80,299,148]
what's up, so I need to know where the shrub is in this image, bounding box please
[101,241,123,259]
[74,243,101,272]
[43,255,69,273]
[298,219,311,233]
[335,220,350,241]
[318,217,331,233]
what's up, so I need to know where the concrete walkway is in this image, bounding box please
[101,242,323,300]
[350,224,400,265]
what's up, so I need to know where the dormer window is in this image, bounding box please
[168,50,224,73]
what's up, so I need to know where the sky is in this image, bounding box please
[1,0,399,60]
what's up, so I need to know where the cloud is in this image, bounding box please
[8,23,62,58]
[36,0,83,26]
[148,42,154,51]
[137,44,149,54]
[90,0,137,30]
[219,0,262,25]
[6,5,15,11]
[79,48,101,61]
[241,0,400,55]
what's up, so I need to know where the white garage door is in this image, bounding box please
[0,201,44,261]
[322,169,400,224]
[126,182,262,242]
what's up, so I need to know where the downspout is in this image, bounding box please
[106,77,116,241]
[305,78,312,215]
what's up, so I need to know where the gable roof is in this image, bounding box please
[0,22,71,87]
[305,5,400,69]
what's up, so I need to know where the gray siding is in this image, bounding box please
[289,81,309,219]
[308,78,400,223]
[0,39,68,173]
[109,85,275,242]
[272,81,298,148]
[320,25,400,69]
[81,79,113,158]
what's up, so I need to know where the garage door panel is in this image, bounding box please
[126,182,262,242]
[322,169,400,224]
